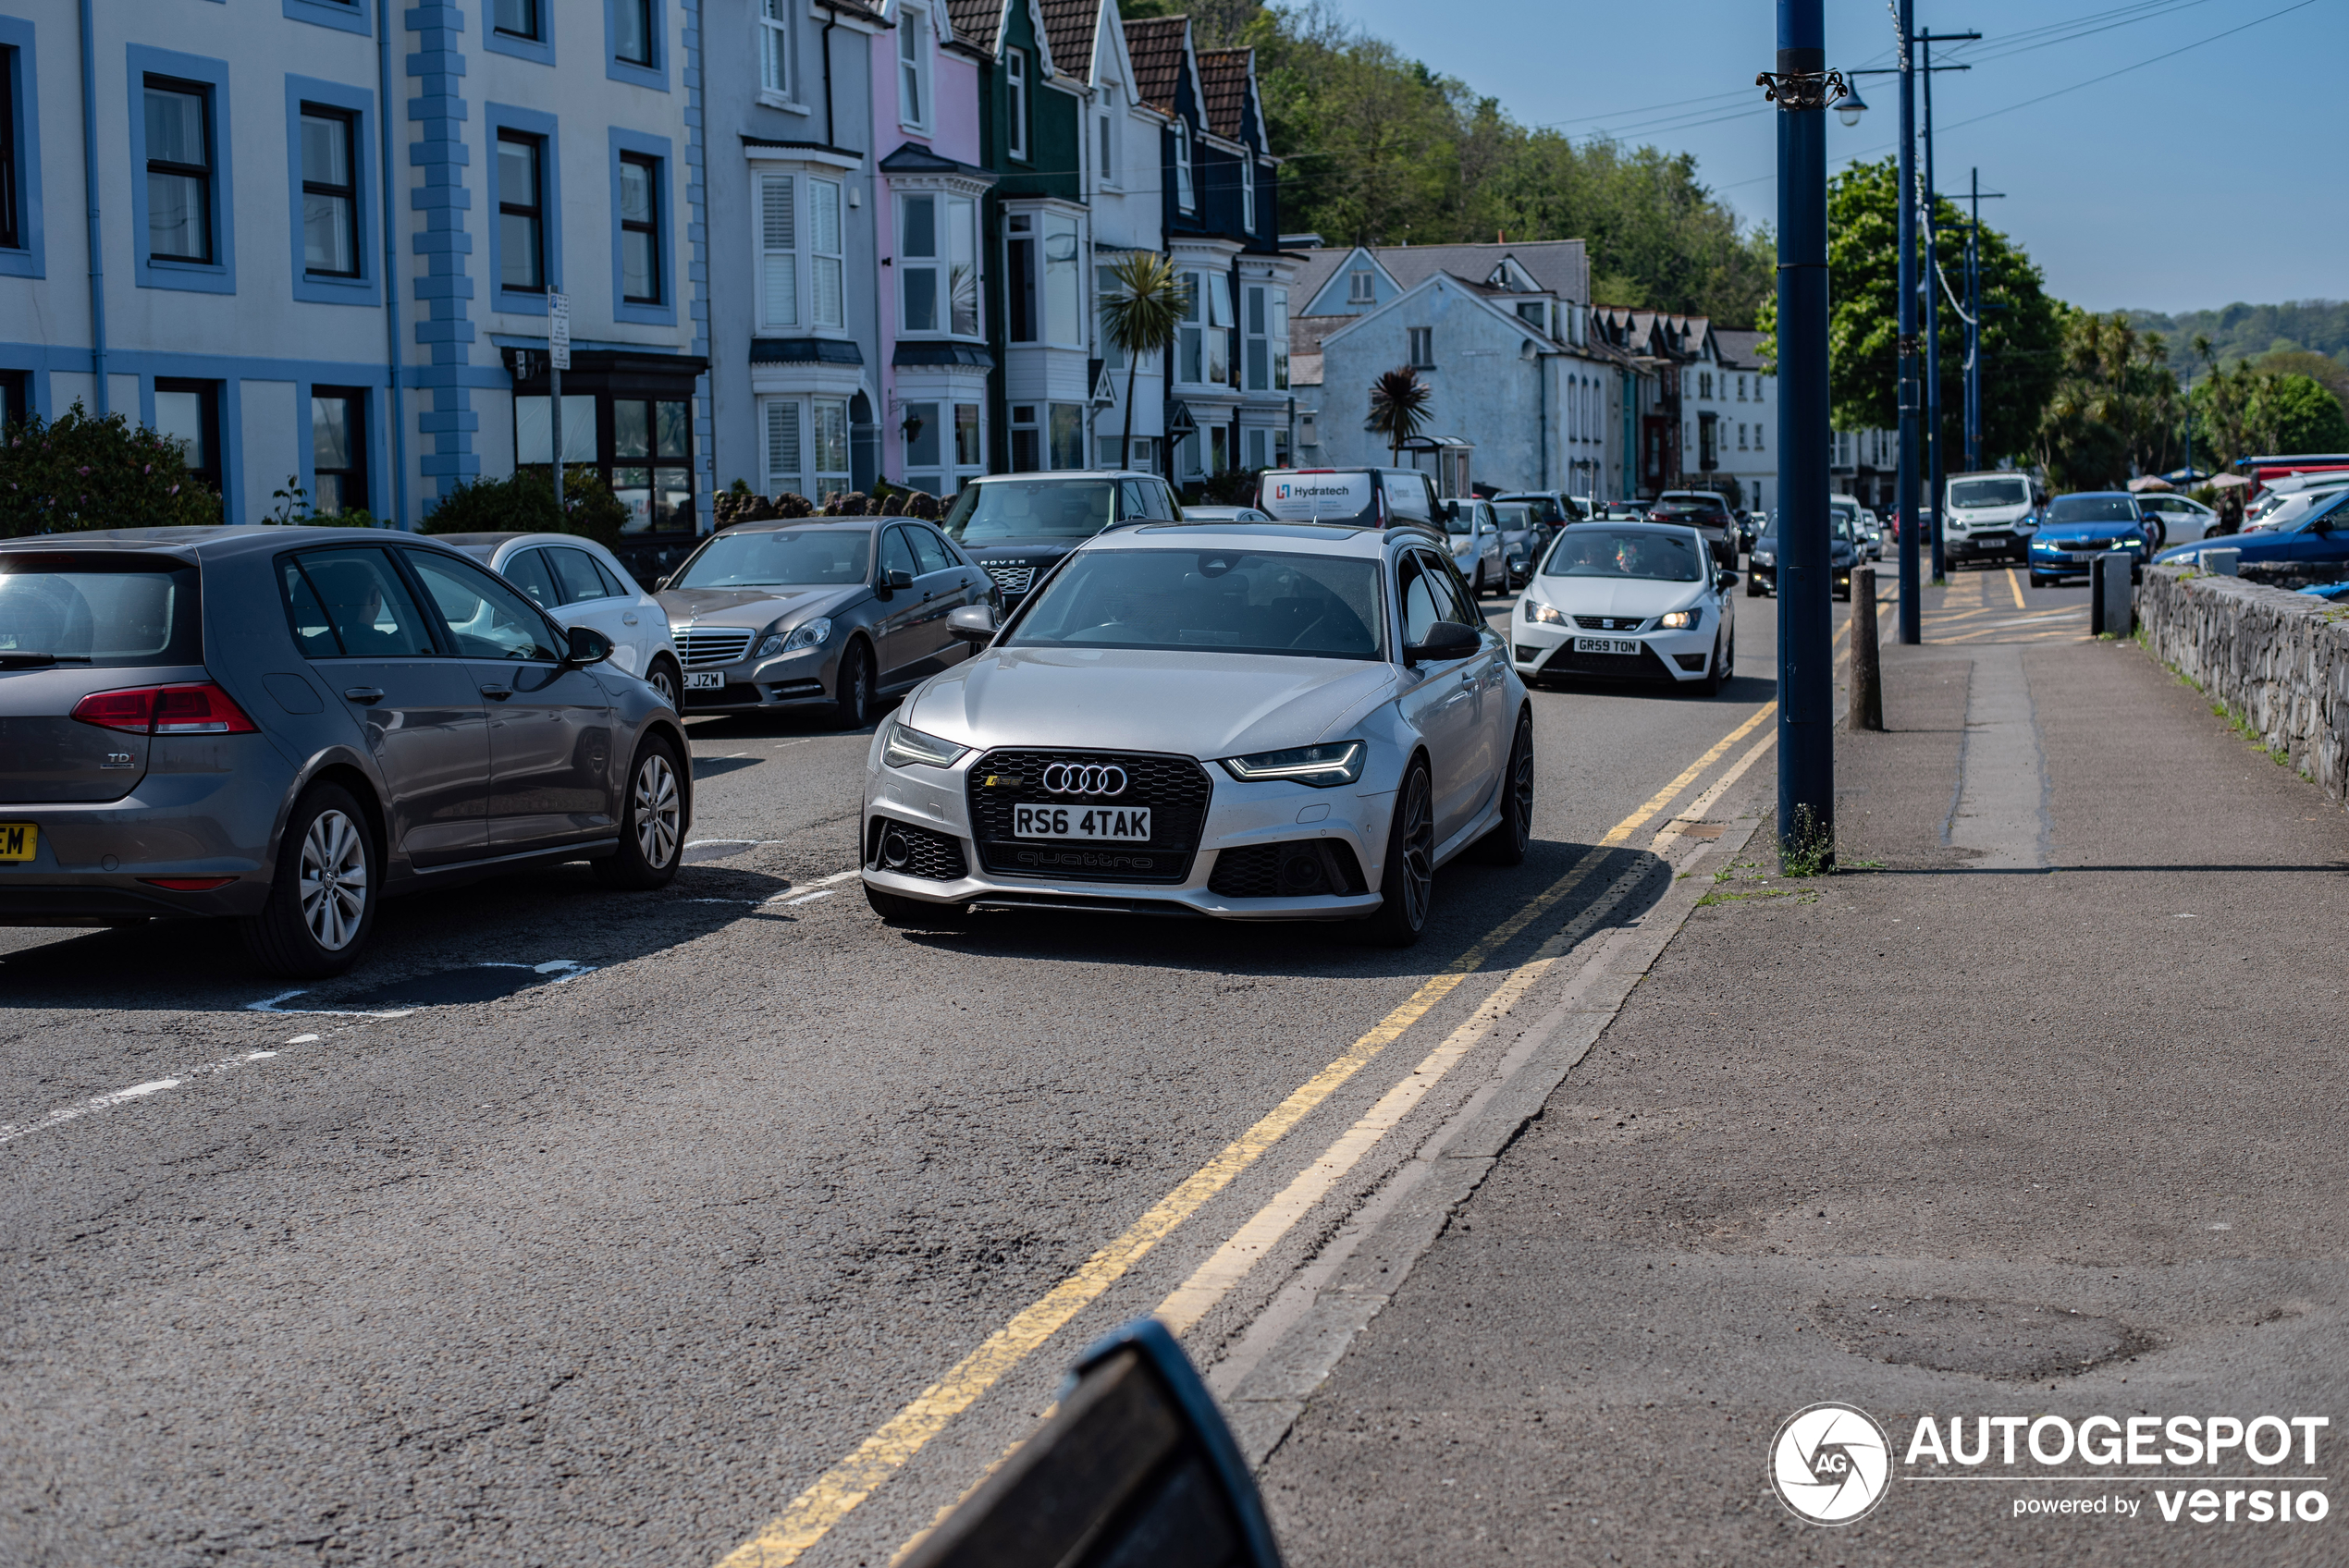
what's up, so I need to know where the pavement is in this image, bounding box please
[1254,570,2349,1564]
[0,570,1812,1566]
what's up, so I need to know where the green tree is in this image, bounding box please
[2033,308,2183,491]
[1755,158,2061,468]
[421,466,630,546]
[2251,374,2349,454]
[1098,253,1190,469]
[0,403,224,536]
[2191,364,2349,466]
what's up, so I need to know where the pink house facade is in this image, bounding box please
[870,2,996,498]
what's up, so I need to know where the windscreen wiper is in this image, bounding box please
[0,652,93,668]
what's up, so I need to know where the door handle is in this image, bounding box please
[921,591,934,602]
[342,686,384,704]
[621,612,640,625]
[479,684,512,701]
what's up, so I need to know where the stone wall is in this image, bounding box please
[2138,564,2349,807]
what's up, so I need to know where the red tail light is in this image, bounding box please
[71,681,260,736]
[140,876,239,892]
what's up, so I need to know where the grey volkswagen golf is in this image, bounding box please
[0,527,691,976]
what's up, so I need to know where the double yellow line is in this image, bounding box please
[717,702,1779,1568]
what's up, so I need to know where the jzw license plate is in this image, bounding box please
[0,823,35,862]
[683,671,724,691]
[1013,804,1152,841]
[1573,636,1641,655]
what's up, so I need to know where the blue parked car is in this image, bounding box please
[2297,582,2349,601]
[2027,493,2151,587]
[2158,487,2349,572]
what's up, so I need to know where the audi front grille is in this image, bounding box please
[965,749,1213,885]
[672,627,756,668]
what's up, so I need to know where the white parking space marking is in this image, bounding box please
[2,1048,290,1147]
[781,890,835,906]
[245,990,416,1020]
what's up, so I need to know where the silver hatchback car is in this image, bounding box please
[860,521,1533,945]
[0,528,690,975]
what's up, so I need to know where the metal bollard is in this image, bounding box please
[2090,554,2108,636]
[2098,551,2134,637]
[1848,564,1882,731]
[2203,547,2241,577]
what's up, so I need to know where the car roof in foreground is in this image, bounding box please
[1113,521,1385,556]
[0,525,467,561]
[708,517,888,535]
[965,469,1162,484]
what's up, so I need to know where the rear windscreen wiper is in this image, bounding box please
[0,652,93,668]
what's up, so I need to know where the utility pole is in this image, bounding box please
[1962,168,2004,476]
[1895,1,1920,644]
[1916,31,1975,584]
[1760,0,1843,869]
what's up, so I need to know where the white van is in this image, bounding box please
[1942,472,2039,565]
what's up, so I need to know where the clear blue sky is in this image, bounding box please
[1334,0,2340,316]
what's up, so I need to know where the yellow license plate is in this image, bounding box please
[0,824,34,863]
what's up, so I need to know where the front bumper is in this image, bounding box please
[860,753,1389,921]
[1948,529,2029,558]
[1511,614,1721,682]
[2029,542,2146,577]
[679,643,838,712]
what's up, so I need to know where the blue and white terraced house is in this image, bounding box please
[0,0,708,551]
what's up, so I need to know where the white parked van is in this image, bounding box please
[1942,472,2040,565]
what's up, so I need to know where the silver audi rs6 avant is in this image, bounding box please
[859,521,1534,945]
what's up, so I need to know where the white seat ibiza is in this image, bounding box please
[858,521,1534,946]
[1511,522,1739,695]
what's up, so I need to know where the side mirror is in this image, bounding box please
[654,574,672,592]
[1403,618,1480,667]
[946,604,998,644]
[564,625,615,666]
[1717,570,1740,589]
[880,568,916,593]
[1445,500,1460,522]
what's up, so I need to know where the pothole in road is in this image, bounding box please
[1814,1296,2154,1382]
[249,961,595,1016]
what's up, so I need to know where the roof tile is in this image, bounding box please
[1125,16,1189,115]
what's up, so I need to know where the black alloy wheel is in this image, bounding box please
[830,639,875,729]
[1357,759,1435,947]
[1472,710,1534,865]
[240,783,378,977]
[595,735,686,888]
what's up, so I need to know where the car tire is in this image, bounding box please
[1355,757,1434,947]
[1472,562,1489,598]
[646,655,683,711]
[830,638,875,729]
[240,783,378,978]
[2145,520,2166,552]
[1699,633,1728,697]
[593,733,685,889]
[1472,709,1533,866]
[2028,571,2052,589]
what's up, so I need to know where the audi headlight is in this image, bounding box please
[1219,740,1367,788]
[1658,609,1697,630]
[882,718,969,770]
[1524,599,1567,625]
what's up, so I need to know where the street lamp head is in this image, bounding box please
[1836,82,1869,127]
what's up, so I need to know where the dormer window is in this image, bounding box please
[1006,50,1029,162]
[1347,270,1373,304]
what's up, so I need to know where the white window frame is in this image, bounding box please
[758,0,793,104]
[809,176,843,330]
[1174,126,1194,212]
[1241,158,1256,234]
[1347,270,1373,304]
[1096,85,1119,190]
[760,396,804,495]
[898,5,930,132]
[756,171,798,330]
[896,189,981,340]
[1408,326,1433,369]
[1243,283,1287,394]
[1006,49,1029,163]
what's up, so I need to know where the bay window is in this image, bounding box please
[1005,209,1080,347]
[757,395,851,501]
[1244,284,1286,393]
[809,177,843,329]
[898,191,978,337]
[757,171,796,327]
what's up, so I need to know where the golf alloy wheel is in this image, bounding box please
[299,808,370,952]
[632,750,683,870]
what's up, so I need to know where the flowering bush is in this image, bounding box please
[0,402,225,536]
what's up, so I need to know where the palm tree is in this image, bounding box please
[1367,366,1433,465]
[1098,252,1189,472]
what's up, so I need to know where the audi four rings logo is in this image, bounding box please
[1042,764,1128,795]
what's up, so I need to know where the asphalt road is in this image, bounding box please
[1,563,1836,1567]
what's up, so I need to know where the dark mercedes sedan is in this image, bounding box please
[656,517,996,727]
[0,528,690,976]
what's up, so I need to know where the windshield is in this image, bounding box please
[0,556,202,668]
[1498,495,1568,525]
[2047,496,2137,525]
[1007,548,1384,661]
[1949,477,2032,510]
[1649,499,1719,524]
[1543,529,1704,583]
[1491,504,1534,533]
[675,528,870,588]
[1444,507,1476,535]
[944,479,1118,542]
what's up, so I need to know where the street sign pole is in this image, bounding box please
[1895,1,1921,645]
[1921,33,1945,584]
[1766,0,1837,870]
[548,290,571,516]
